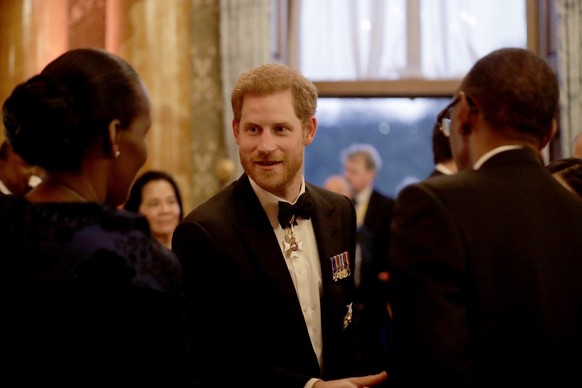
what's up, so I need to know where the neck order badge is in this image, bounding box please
[283,218,303,259]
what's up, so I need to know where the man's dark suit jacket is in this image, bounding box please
[358,190,394,301]
[172,174,357,388]
[352,190,394,377]
[388,148,582,386]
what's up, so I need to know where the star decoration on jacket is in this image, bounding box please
[283,224,303,259]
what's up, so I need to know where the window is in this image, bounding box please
[306,97,448,197]
[293,0,530,197]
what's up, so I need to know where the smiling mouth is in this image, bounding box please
[157,218,178,224]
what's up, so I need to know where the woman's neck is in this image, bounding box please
[26,175,100,203]
[154,233,173,250]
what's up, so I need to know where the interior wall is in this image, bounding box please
[107,0,197,213]
[0,0,68,123]
[0,0,228,213]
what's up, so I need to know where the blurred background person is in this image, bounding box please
[323,173,353,198]
[547,157,582,199]
[1,48,192,387]
[341,143,394,377]
[428,122,457,178]
[0,140,37,196]
[124,170,184,249]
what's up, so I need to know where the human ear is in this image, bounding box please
[454,93,476,136]
[232,119,241,145]
[304,116,318,145]
[540,118,558,149]
[107,119,122,159]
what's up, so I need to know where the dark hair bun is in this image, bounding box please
[3,74,88,170]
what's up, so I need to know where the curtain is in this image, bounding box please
[220,0,272,177]
[298,0,527,81]
[556,0,582,157]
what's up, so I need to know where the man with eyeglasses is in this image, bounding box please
[387,48,582,386]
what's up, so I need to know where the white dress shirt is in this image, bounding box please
[249,177,323,370]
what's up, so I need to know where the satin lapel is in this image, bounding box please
[231,175,306,325]
[306,185,349,322]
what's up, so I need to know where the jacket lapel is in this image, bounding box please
[229,177,352,374]
[307,184,351,331]
[308,186,339,285]
[231,175,307,327]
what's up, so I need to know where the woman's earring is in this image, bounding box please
[115,148,121,158]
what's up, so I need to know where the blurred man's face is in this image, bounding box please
[344,155,375,195]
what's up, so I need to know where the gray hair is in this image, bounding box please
[341,143,382,171]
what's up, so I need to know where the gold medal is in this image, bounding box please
[343,303,353,329]
[330,251,351,281]
[283,222,303,258]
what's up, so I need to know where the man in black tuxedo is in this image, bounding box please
[341,144,394,376]
[172,64,387,388]
[388,48,582,386]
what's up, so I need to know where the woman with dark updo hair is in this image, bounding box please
[1,48,192,387]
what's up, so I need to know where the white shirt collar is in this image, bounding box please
[435,163,455,175]
[0,179,12,195]
[473,145,524,170]
[248,176,306,229]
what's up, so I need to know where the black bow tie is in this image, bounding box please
[278,192,314,228]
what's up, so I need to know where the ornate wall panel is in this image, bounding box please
[0,0,68,144]
[190,0,226,207]
[108,0,198,212]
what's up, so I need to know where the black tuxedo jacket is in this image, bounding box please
[388,148,582,386]
[172,174,357,388]
[357,190,394,301]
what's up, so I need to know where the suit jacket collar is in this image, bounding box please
[230,174,341,254]
[247,175,308,229]
[473,145,524,169]
[230,175,298,296]
[478,147,543,170]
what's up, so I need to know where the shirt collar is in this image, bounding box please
[248,176,306,229]
[473,145,524,170]
[435,163,455,175]
[355,186,372,206]
[0,179,12,195]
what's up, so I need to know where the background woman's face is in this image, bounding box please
[138,179,181,238]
